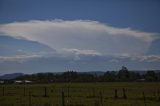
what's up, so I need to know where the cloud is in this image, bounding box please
[58,48,102,61]
[138,55,160,62]
[61,48,101,56]
[0,54,45,63]
[114,54,160,62]
[0,19,159,56]
[1,53,160,74]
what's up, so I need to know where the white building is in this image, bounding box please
[24,80,32,84]
[14,80,23,84]
[0,81,4,84]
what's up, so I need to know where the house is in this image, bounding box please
[0,80,4,84]
[24,80,32,84]
[136,78,145,82]
[14,80,23,84]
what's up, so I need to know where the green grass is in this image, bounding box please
[0,82,160,106]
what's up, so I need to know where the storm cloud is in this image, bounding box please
[0,19,159,56]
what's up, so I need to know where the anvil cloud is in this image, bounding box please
[0,19,159,56]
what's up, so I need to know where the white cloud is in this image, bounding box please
[61,48,102,56]
[0,54,44,63]
[59,48,102,61]
[114,54,160,62]
[139,55,160,62]
[0,19,159,56]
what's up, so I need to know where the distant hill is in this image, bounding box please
[0,73,24,80]
[1,70,159,80]
[131,70,160,75]
[79,71,105,76]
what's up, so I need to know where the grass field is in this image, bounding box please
[0,82,160,106]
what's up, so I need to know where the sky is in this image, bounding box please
[0,0,160,74]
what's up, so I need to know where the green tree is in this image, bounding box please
[117,66,130,81]
[102,71,116,82]
[129,72,141,81]
[145,71,157,81]
[76,74,94,82]
[60,71,78,82]
[157,72,160,81]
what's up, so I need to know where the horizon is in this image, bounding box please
[0,0,160,74]
[1,68,160,76]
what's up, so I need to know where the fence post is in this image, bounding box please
[2,86,5,96]
[92,88,95,97]
[61,91,65,106]
[99,91,103,106]
[114,89,118,99]
[29,91,31,106]
[67,85,70,98]
[142,92,147,106]
[123,88,127,99]
[24,87,26,96]
[44,87,47,97]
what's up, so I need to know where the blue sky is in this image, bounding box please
[1,0,160,32]
[0,0,160,74]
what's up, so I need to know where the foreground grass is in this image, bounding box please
[0,82,160,106]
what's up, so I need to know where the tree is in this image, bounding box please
[117,66,130,81]
[76,74,94,82]
[102,71,116,82]
[129,72,141,81]
[157,72,160,81]
[145,71,157,81]
[60,71,78,82]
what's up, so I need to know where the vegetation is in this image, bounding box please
[0,82,160,106]
[13,66,160,83]
[0,67,160,106]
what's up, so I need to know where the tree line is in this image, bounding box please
[15,66,160,83]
